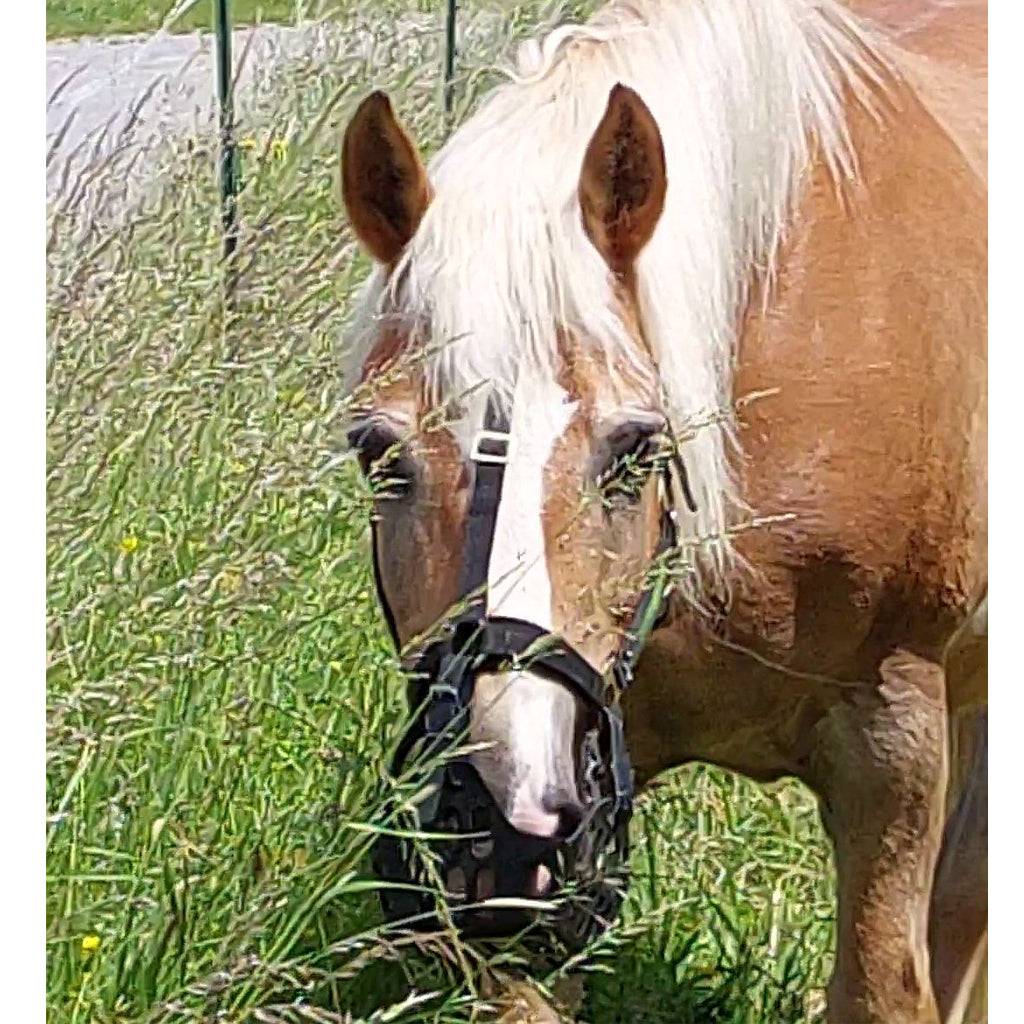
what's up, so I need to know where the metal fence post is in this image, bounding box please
[444,0,457,121]
[214,0,240,293]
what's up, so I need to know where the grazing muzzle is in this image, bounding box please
[368,400,687,949]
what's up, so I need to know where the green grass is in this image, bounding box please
[47,1,326,39]
[47,4,837,1021]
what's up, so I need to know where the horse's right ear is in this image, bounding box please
[341,92,431,266]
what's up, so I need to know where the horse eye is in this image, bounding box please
[347,423,416,501]
[597,425,664,505]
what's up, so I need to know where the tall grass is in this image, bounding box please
[46,5,837,1021]
[46,1,303,39]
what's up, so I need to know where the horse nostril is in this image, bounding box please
[508,791,584,840]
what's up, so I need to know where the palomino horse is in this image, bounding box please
[340,0,987,1021]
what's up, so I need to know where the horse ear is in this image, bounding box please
[341,91,431,266]
[578,84,667,275]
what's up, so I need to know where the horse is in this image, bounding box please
[338,1,987,1021]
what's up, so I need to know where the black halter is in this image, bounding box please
[368,396,688,948]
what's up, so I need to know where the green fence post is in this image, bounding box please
[214,0,239,294]
[444,0,457,121]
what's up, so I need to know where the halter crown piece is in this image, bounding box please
[368,394,687,948]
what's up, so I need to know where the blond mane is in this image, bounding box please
[348,0,887,583]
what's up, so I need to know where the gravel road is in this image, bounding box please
[46,13,510,218]
[46,23,350,211]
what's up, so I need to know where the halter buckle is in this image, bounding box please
[470,429,513,465]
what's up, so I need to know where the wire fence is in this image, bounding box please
[212,1,459,298]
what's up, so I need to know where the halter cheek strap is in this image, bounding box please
[459,404,511,600]
[367,400,512,654]
[370,524,401,650]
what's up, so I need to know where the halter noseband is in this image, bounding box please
[369,396,686,948]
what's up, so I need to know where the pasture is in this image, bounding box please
[46,3,837,1020]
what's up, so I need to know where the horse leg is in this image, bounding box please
[811,649,948,1024]
[928,707,988,1024]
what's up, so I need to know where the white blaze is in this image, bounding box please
[485,375,578,624]
[466,375,581,835]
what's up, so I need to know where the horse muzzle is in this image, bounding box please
[371,615,634,950]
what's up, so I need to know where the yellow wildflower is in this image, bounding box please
[271,137,289,161]
[119,535,139,555]
[81,934,100,955]
[329,660,342,673]
[231,461,246,474]
[239,137,257,152]
[220,570,241,594]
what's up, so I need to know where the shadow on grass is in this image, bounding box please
[583,928,818,1024]
[261,877,475,1021]
[284,879,827,1023]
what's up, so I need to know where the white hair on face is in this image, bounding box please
[485,370,579,626]
[348,0,887,591]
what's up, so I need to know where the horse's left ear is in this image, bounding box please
[578,84,667,275]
